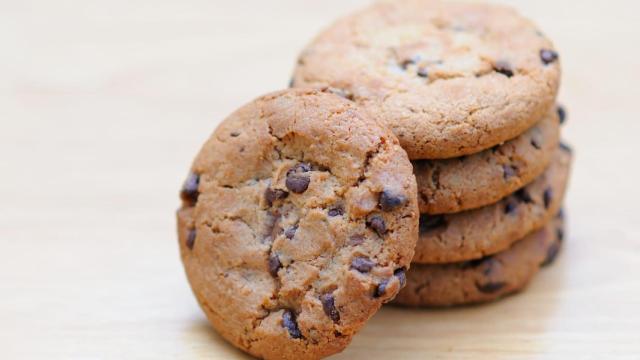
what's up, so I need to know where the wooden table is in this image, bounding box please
[2,0,639,358]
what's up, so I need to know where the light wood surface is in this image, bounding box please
[2,0,639,358]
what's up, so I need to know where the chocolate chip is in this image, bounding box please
[543,187,553,209]
[320,294,340,322]
[351,257,375,273]
[541,241,561,267]
[286,175,310,194]
[374,280,388,298]
[494,61,514,77]
[286,163,312,194]
[180,173,200,204]
[504,201,518,214]
[186,229,196,250]
[419,214,447,233]
[557,228,564,242]
[417,67,428,78]
[282,310,302,339]
[230,131,240,137]
[268,254,282,276]
[515,188,533,203]
[557,105,567,124]
[328,206,344,217]
[394,268,407,288]
[476,281,506,294]
[503,165,517,180]
[379,190,407,211]
[540,49,559,65]
[265,188,288,206]
[366,215,387,236]
[284,225,297,240]
[348,234,365,246]
[559,142,572,153]
[375,269,406,298]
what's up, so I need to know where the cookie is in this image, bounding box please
[415,109,560,214]
[292,0,561,159]
[176,89,419,360]
[393,213,564,307]
[413,145,571,264]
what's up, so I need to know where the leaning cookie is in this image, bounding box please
[176,89,419,360]
[415,109,560,214]
[393,213,564,307]
[413,145,571,264]
[292,0,560,159]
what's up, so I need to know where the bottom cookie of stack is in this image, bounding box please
[392,214,564,307]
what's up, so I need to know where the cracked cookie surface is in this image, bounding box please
[413,145,571,264]
[292,0,561,159]
[176,89,418,360]
[393,214,564,307]
[415,109,560,214]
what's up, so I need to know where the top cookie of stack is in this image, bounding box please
[292,0,560,161]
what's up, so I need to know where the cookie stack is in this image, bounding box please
[176,1,573,359]
[292,0,572,307]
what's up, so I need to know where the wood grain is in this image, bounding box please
[1,0,639,358]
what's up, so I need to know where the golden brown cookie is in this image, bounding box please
[292,0,561,159]
[415,109,560,214]
[176,89,419,360]
[392,213,564,307]
[413,145,571,264]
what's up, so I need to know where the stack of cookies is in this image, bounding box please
[176,1,572,359]
[292,0,572,307]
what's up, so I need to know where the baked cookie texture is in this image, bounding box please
[413,145,571,264]
[177,89,419,360]
[415,109,560,214]
[393,214,564,307]
[292,0,561,159]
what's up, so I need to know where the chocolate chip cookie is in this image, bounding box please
[393,213,564,307]
[413,145,571,264]
[176,89,418,360]
[292,0,561,159]
[415,109,560,214]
